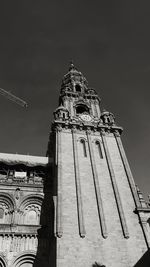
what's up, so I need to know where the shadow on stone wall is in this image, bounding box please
[33,163,56,267]
[134,249,150,267]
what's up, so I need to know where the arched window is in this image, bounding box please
[80,139,87,157]
[24,210,38,225]
[19,196,42,225]
[95,141,103,159]
[76,104,89,115]
[107,116,110,123]
[75,84,81,92]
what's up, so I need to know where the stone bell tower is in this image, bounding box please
[49,63,150,267]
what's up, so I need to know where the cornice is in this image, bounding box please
[60,91,101,102]
[52,120,123,135]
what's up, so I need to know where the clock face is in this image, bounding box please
[80,114,92,122]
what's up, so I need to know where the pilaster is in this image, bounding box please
[56,125,63,238]
[101,129,129,239]
[114,130,140,207]
[72,126,86,238]
[86,128,108,239]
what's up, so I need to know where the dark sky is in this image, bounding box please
[0,0,149,199]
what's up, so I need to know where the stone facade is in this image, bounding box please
[0,155,52,267]
[0,63,150,267]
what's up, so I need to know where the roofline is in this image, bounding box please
[0,153,53,167]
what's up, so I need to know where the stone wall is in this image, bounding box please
[56,129,149,267]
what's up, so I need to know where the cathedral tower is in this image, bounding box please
[50,63,150,267]
[0,64,149,267]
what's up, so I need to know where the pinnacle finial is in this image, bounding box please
[69,60,76,71]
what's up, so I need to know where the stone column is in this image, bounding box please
[72,126,86,238]
[87,128,108,238]
[101,129,129,238]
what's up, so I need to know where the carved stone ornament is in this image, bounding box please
[79,126,83,131]
[56,124,62,132]
[93,127,97,132]
[14,188,20,200]
[114,129,120,137]
[86,127,91,134]
[64,124,69,130]
[105,129,114,137]
[63,96,69,101]
[71,125,77,133]
[57,232,63,238]
[100,128,106,136]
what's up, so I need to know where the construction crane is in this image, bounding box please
[0,87,28,107]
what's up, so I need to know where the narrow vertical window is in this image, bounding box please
[95,141,103,159]
[80,139,87,157]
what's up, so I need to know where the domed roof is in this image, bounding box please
[101,109,115,118]
[101,109,110,115]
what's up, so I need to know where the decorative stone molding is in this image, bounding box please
[114,129,120,137]
[0,254,7,267]
[19,195,43,209]
[53,119,123,137]
[12,252,36,267]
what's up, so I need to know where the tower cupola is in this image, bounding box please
[58,63,101,120]
[61,62,88,95]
